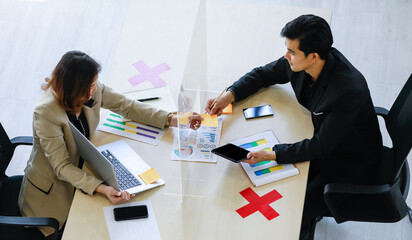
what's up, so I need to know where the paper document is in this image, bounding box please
[139,168,161,185]
[178,112,192,125]
[103,200,161,240]
[97,111,166,145]
[171,118,223,163]
[200,114,218,127]
[222,103,232,114]
[229,130,299,187]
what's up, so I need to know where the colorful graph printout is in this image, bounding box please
[97,112,166,145]
[229,130,299,187]
[254,165,284,176]
[171,118,223,163]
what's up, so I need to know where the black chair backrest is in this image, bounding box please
[386,74,412,183]
[0,123,14,181]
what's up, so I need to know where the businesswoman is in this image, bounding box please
[18,50,202,239]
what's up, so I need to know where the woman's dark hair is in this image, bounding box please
[280,14,333,60]
[42,50,101,114]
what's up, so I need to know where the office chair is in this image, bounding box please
[0,122,59,240]
[308,73,412,239]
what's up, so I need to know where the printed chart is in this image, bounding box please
[171,118,222,163]
[98,112,165,145]
[230,130,299,187]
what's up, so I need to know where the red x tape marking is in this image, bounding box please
[236,187,282,221]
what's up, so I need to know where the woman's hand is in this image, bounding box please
[169,112,203,130]
[96,184,134,204]
[205,91,235,116]
[242,150,277,166]
[188,112,203,130]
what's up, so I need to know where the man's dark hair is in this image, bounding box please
[281,14,333,60]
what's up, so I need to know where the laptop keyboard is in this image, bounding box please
[100,150,142,190]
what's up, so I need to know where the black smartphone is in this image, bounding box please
[211,143,250,163]
[243,104,274,120]
[113,205,148,221]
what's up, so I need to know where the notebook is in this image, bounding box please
[69,122,165,194]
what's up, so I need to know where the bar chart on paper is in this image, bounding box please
[171,118,223,163]
[230,130,299,187]
[97,112,165,145]
[239,139,273,168]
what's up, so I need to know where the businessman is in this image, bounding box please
[205,15,382,239]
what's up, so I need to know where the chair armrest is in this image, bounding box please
[324,183,391,195]
[0,216,59,240]
[0,136,33,179]
[10,136,33,147]
[374,106,389,118]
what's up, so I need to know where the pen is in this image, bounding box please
[137,97,160,102]
[206,87,227,114]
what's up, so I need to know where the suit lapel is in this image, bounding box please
[82,98,99,134]
[310,81,327,111]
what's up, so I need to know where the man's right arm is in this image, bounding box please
[228,57,291,102]
[205,57,290,115]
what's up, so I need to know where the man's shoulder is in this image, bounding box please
[330,49,365,82]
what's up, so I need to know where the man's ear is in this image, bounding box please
[311,53,320,62]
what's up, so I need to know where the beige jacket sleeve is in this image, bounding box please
[98,82,169,128]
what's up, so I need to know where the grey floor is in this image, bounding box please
[0,0,411,239]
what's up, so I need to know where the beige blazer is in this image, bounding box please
[18,82,169,236]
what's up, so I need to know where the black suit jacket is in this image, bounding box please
[229,48,382,184]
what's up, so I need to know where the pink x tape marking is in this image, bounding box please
[128,60,170,87]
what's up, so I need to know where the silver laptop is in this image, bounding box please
[68,121,165,194]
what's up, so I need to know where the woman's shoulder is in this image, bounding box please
[34,90,66,119]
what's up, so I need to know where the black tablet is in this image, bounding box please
[211,143,250,163]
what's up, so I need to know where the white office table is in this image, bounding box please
[62,84,314,240]
[62,1,330,239]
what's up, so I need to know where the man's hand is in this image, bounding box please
[205,91,235,116]
[242,150,277,165]
[96,184,134,204]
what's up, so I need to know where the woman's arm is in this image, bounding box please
[99,82,169,129]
